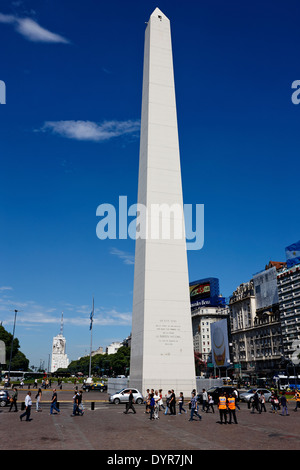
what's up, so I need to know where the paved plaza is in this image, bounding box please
[1,387,300,451]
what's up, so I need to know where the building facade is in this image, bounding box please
[277,263,300,361]
[51,333,69,372]
[230,265,285,378]
[106,342,123,355]
[190,277,229,369]
[50,313,69,373]
[191,304,229,363]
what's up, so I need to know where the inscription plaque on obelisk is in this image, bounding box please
[129,8,196,396]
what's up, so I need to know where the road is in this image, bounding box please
[1,386,300,451]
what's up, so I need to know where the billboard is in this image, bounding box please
[210,319,230,367]
[189,282,210,301]
[253,266,279,310]
[286,240,300,268]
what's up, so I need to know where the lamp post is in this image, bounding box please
[8,309,20,382]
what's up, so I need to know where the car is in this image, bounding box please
[197,386,239,405]
[239,388,272,403]
[0,390,10,407]
[82,382,107,392]
[109,388,143,405]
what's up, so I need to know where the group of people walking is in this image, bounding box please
[250,389,300,416]
[123,386,300,425]
[5,385,86,422]
[123,388,209,422]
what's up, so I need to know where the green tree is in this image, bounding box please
[0,325,29,371]
[66,346,131,377]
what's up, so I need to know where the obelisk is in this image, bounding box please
[129,8,196,396]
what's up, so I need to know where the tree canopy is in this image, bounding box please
[66,346,130,377]
[0,324,29,371]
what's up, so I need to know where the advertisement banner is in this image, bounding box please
[286,240,300,268]
[210,319,230,367]
[189,282,210,301]
[253,266,279,309]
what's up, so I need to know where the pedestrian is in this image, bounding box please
[71,391,79,416]
[189,392,202,421]
[169,389,176,415]
[227,394,238,424]
[233,388,240,410]
[4,375,9,388]
[77,390,84,415]
[124,390,136,414]
[164,390,171,415]
[20,391,32,422]
[35,388,42,412]
[144,389,150,414]
[270,392,279,413]
[149,393,155,420]
[218,392,227,424]
[50,388,60,415]
[178,392,187,414]
[154,390,160,419]
[294,388,300,412]
[9,387,18,412]
[34,379,38,389]
[158,389,165,411]
[251,391,261,414]
[259,391,266,413]
[207,394,215,413]
[280,391,289,416]
[202,389,208,412]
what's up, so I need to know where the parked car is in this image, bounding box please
[0,390,10,407]
[197,386,239,404]
[82,382,107,392]
[109,388,143,405]
[239,388,272,403]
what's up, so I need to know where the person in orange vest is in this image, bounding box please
[227,393,238,424]
[218,391,227,424]
[294,389,300,412]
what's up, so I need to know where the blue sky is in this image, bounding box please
[1,0,300,368]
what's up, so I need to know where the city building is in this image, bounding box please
[230,264,284,378]
[191,304,229,362]
[91,346,104,357]
[106,342,123,355]
[190,278,229,366]
[229,280,257,370]
[277,243,300,363]
[50,313,69,373]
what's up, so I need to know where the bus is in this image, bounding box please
[287,376,300,390]
[0,370,46,383]
[274,375,300,391]
[274,375,289,391]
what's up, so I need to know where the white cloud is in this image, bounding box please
[0,12,70,43]
[0,295,131,328]
[0,286,13,291]
[110,248,134,265]
[41,119,140,142]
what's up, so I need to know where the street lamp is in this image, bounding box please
[8,309,21,382]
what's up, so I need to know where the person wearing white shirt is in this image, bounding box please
[153,391,160,419]
[20,391,32,421]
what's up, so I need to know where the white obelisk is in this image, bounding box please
[129,8,196,396]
